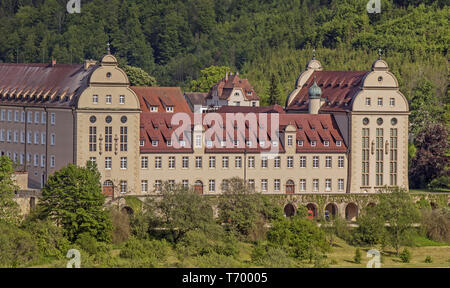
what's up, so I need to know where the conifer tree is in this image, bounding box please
[267,74,281,106]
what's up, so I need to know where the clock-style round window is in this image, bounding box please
[121,116,127,123]
[106,72,112,78]
[89,116,96,123]
[391,118,398,125]
[363,118,369,125]
[377,118,383,125]
[105,116,112,123]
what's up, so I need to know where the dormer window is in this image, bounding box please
[140,140,145,146]
[221,141,226,147]
[233,140,239,147]
[180,140,186,147]
[247,91,252,95]
[167,140,172,147]
[206,140,213,147]
[260,141,265,147]
[166,106,174,112]
[324,141,329,147]
[311,140,317,147]
[150,106,158,112]
[272,141,278,147]
[152,140,158,147]
[298,140,304,147]
[246,140,252,147]
[336,141,342,147]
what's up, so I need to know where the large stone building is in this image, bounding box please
[0,52,408,206]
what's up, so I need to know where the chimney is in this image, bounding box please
[51,58,56,67]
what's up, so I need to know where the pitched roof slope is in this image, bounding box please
[131,86,191,113]
[287,70,368,112]
[207,74,260,101]
[0,63,96,108]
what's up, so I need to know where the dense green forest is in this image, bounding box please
[0,0,448,188]
[0,0,447,99]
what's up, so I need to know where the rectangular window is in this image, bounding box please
[195,156,202,168]
[336,140,342,147]
[338,156,344,168]
[325,179,332,191]
[222,156,229,168]
[154,180,162,192]
[287,156,293,168]
[209,156,216,168]
[376,128,384,186]
[140,140,145,146]
[27,131,32,144]
[390,98,395,107]
[365,98,371,106]
[34,132,39,144]
[166,106,174,112]
[120,157,127,169]
[14,111,19,122]
[378,98,383,106]
[390,128,398,186]
[27,111,32,123]
[88,127,96,151]
[362,128,370,186]
[0,110,4,121]
[152,140,158,147]
[313,156,319,168]
[300,156,306,168]
[120,126,127,152]
[311,140,316,147]
[141,157,148,169]
[325,156,332,168]
[105,157,112,169]
[287,135,293,146]
[169,156,175,169]
[119,95,125,104]
[41,154,45,167]
[93,95,98,104]
[35,112,39,124]
[248,179,255,189]
[106,95,112,104]
[155,157,162,169]
[50,156,55,168]
[21,111,25,123]
[41,112,46,124]
[89,157,96,164]
[120,181,127,193]
[195,135,202,148]
[50,112,56,125]
[338,179,344,191]
[298,140,304,147]
[0,129,4,142]
[20,131,25,143]
[248,156,255,168]
[13,131,18,143]
[261,156,268,168]
[150,106,158,112]
[208,180,216,192]
[182,180,189,188]
[261,179,268,192]
[105,127,112,152]
[235,156,242,168]
[41,132,46,145]
[141,180,148,193]
[274,179,280,192]
[182,156,189,168]
[324,141,329,147]
[300,179,306,192]
[274,156,280,168]
[313,179,319,192]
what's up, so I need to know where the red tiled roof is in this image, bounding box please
[184,92,208,108]
[0,63,95,108]
[207,74,260,101]
[139,111,347,153]
[286,70,368,112]
[131,87,191,113]
[216,104,285,114]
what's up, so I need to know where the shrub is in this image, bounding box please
[0,222,38,267]
[424,256,433,263]
[110,209,131,244]
[353,211,386,246]
[334,217,352,242]
[120,238,169,261]
[75,233,101,255]
[428,175,450,190]
[192,253,244,268]
[399,248,411,263]
[354,248,362,264]
[421,208,450,242]
[267,218,330,261]
[21,218,70,260]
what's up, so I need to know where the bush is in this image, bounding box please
[110,209,131,244]
[353,211,386,246]
[120,238,169,261]
[267,218,330,261]
[0,222,38,267]
[21,219,70,261]
[421,208,450,242]
[191,253,244,268]
[424,256,433,263]
[75,233,111,256]
[399,248,411,263]
[354,248,362,264]
[334,217,352,242]
[428,175,450,190]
